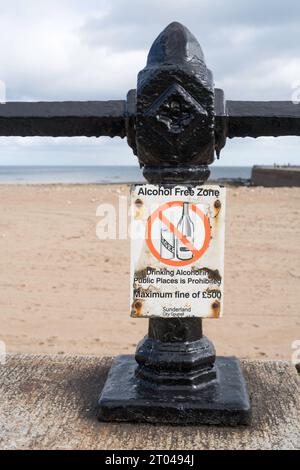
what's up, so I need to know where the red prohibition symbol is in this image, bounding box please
[146,201,211,267]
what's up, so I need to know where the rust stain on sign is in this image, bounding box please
[131,300,144,317]
[134,198,145,220]
[192,267,222,283]
[211,300,221,318]
[213,199,222,218]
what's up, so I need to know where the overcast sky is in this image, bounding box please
[0,0,299,166]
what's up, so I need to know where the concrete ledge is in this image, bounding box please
[0,354,299,450]
[251,166,300,187]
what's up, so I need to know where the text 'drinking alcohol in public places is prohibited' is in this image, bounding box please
[130,185,226,319]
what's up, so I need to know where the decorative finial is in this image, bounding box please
[133,22,215,184]
[146,22,206,68]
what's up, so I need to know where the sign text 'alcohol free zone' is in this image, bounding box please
[130,185,226,318]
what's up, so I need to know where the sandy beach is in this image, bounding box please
[0,184,299,361]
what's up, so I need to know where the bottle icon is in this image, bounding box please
[176,202,194,260]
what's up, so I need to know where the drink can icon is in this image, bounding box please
[160,228,175,259]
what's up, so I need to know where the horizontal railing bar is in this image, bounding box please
[226,100,300,117]
[0,100,126,137]
[0,100,126,117]
[225,100,300,138]
[1,98,300,140]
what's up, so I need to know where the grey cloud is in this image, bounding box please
[79,0,300,50]
[77,0,300,100]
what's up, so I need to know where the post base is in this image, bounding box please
[98,355,251,426]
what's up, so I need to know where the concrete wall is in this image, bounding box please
[0,354,299,450]
[251,166,300,187]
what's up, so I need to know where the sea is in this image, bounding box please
[0,166,251,184]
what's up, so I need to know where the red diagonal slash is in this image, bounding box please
[158,211,198,256]
[146,200,211,267]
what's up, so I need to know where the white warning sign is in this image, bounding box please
[130,185,226,319]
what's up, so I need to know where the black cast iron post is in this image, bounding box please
[133,22,219,394]
[98,23,250,425]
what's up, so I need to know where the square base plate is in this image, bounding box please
[98,355,251,426]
